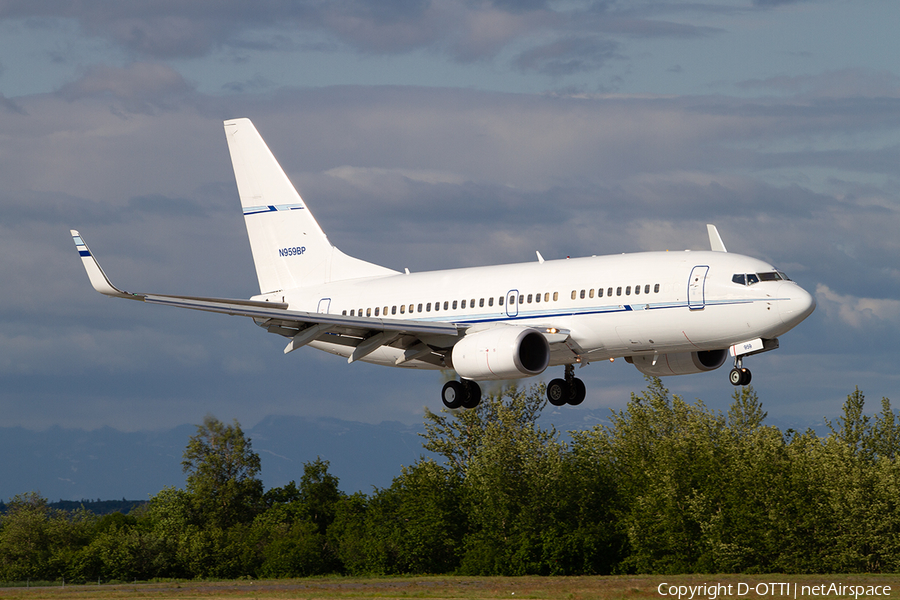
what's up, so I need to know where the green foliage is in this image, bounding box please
[182,415,264,528]
[4,379,900,581]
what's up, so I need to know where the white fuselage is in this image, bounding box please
[259,249,815,370]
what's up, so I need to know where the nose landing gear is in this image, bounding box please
[729,356,752,386]
[546,364,586,406]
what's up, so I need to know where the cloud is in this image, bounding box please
[816,284,900,330]
[737,69,900,99]
[2,72,899,431]
[56,62,194,113]
[0,0,724,67]
[513,36,619,76]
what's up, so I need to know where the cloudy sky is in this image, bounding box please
[1,0,898,436]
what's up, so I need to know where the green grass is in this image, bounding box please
[2,574,899,600]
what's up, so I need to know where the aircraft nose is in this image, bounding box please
[777,283,816,327]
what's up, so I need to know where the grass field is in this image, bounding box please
[2,574,899,600]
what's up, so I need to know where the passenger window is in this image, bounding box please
[571,290,577,300]
[367,308,372,317]
[384,306,388,315]
[598,288,604,297]
[644,284,650,294]
[607,287,613,297]
[589,289,594,298]
[409,304,414,313]
[417,303,423,313]
[518,295,524,304]
[392,306,397,315]
[471,298,475,307]
[453,300,458,309]
[350,309,355,316]
[343,310,347,316]
[635,285,640,295]
[426,302,431,312]
[400,305,405,314]
[499,296,504,306]
[535,293,541,303]
[527,294,533,303]
[553,292,558,301]
[544,293,550,302]
[444,301,449,310]
[626,286,631,295]
[654,284,660,293]
[616,287,622,296]
[479,298,484,307]
[375,307,380,316]
[359,308,363,316]
[488,297,494,307]
[461,299,467,309]
[580,290,586,299]
[433,302,439,312]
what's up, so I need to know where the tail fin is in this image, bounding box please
[224,118,397,294]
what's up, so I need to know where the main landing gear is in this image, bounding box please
[729,356,752,386]
[546,364,586,407]
[441,379,482,409]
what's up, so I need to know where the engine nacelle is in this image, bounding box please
[451,326,550,381]
[627,349,728,376]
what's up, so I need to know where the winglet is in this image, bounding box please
[706,224,727,252]
[70,230,139,299]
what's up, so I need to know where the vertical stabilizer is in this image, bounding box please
[224,118,397,294]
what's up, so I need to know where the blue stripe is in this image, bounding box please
[78,250,91,257]
[243,204,305,216]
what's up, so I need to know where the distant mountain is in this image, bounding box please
[0,407,818,503]
[0,416,435,502]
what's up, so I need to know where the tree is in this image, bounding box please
[181,415,263,528]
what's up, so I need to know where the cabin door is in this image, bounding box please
[506,289,519,317]
[688,266,709,310]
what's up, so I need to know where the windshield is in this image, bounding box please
[732,271,791,286]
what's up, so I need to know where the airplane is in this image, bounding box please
[72,118,816,410]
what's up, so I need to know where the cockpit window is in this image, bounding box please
[733,271,791,285]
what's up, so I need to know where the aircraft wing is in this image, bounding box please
[71,230,460,364]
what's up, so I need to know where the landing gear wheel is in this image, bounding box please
[442,380,464,409]
[461,380,482,409]
[547,379,568,406]
[568,378,586,406]
[729,367,752,386]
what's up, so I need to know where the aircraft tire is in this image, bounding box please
[462,379,482,409]
[740,368,752,386]
[729,368,743,386]
[547,379,569,406]
[568,378,586,406]
[442,380,465,409]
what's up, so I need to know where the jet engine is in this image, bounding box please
[451,326,550,380]
[626,349,728,376]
